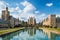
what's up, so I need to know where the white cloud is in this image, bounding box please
[9,1,47,23]
[9,8,15,12]
[10,13,19,18]
[21,1,36,13]
[35,11,40,14]
[9,6,22,19]
[56,14,60,17]
[15,7,20,10]
[46,3,53,7]
[9,6,21,13]
[35,13,47,23]
[0,0,47,23]
[23,4,36,13]
[18,1,36,21]
[21,1,30,7]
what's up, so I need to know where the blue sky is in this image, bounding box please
[0,0,60,23]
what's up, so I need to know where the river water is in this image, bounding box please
[0,28,60,40]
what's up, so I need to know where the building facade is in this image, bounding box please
[56,17,60,28]
[2,7,10,21]
[1,7,10,28]
[0,19,8,28]
[43,14,56,28]
[28,17,36,25]
[9,16,20,27]
[1,7,20,28]
[9,16,15,28]
[14,18,19,26]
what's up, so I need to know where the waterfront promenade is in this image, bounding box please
[0,27,25,36]
[39,27,60,35]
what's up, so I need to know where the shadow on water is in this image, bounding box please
[0,28,60,40]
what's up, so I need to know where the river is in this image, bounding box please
[0,28,60,40]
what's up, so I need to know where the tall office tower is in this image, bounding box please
[50,15,56,27]
[43,14,56,28]
[2,7,10,21]
[28,17,36,25]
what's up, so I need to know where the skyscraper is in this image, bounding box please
[28,17,36,25]
[2,7,10,21]
[43,14,56,28]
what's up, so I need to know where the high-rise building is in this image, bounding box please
[2,7,10,21]
[1,7,20,28]
[43,14,56,28]
[9,16,20,27]
[56,17,60,28]
[28,17,36,25]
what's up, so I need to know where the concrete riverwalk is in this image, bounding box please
[0,27,25,36]
[39,27,60,35]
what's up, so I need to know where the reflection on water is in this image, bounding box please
[0,28,60,40]
[28,28,36,36]
[43,30,60,40]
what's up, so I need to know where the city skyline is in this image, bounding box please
[0,0,60,23]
